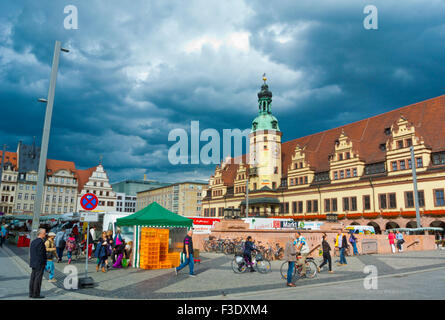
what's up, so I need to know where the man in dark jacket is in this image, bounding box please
[174,230,196,277]
[29,228,47,298]
[243,236,257,272]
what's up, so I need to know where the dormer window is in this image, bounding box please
[406,138,412,147]
[271,121,277,129]
[338,153,343,161]
[379,143,386,151]
[397,140,404,149]
[335,139,340,146]
[384,127,391,135]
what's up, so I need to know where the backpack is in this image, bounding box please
[66,238,76,251]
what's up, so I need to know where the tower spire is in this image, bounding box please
[251,76,280,132]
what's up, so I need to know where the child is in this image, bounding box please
[66,233,76,264]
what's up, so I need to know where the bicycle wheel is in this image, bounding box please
[232,258,247,273]
[203,241,210,252]
[224,245,233,255]
[280,261,297,280]
[305,260,318,278]
[256,259,271,274]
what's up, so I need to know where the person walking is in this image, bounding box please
[55,228,67,263]
[318,234,334,274]
[0,222,8,247]
[174,230,196,277]
[396,231,404,252]
[334,231,341,257]
[29,228,47,299]
[388,231,396,253]
[72,224,79,243]
[86,228,94,260]
[44,232,58,283]
[295,232,310,277]
[349,231,359,256]
[338,232,348,266]
[105,230,114,269]
[284,234,297,287]
[65,233,76,264]
[95,231,108,273]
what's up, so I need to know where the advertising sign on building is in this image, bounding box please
[191,217,221,234]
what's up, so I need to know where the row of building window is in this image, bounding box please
[213,190,224,197]
[289,176,308,186]
[47,176,77,184]
[2,175,16,182]
[205,190,445,216]
[279,190,445,214]
[15,204,74,213]
[1,196,13,203]
[391,158,423,171]
[333,168,358,180]
[85,190,112,197]
[235,186,246,193]
[2,185,15,192]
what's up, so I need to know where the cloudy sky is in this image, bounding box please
[1,0,445,183]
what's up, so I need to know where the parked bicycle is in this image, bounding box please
[280,255,318,281]
[231,251,272,274]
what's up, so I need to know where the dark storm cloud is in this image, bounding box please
[1,0,445,183]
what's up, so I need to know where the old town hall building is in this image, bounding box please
[203,78,445,234]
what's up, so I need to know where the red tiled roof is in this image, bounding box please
[0,151,18,169]
[76,166,97,192]
[217,94,445,186]
[46,159,76,176]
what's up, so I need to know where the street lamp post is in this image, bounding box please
[410,146,422,228]
[30,41,69,242]
[245,176,249,218]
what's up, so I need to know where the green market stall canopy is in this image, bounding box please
[116,202,193,228]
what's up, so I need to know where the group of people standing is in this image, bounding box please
[28,225,133,299]
[388,230,405,253]
[284,231,362,287]
[94,228,131,272]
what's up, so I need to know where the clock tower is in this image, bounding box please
[248,76,282,190]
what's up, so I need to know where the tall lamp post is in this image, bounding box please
[410,146,422,228]
[30,41,69,242]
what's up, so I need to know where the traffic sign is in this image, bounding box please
[80,193,98,211]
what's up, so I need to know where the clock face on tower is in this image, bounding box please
[273,145,280,159]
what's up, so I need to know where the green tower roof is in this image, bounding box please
[251,77,280,132]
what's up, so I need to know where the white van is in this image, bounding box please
[102,211,134,243]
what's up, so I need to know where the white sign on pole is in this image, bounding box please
[80,212,99,222]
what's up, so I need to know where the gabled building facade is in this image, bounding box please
[203,79,445,234]
[77,164,117,212]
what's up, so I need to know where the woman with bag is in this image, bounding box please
[349,231,359,256]
[95,232,108,273]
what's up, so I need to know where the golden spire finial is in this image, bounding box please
[262,73,267,83]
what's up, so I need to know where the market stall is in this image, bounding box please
[116,202,193,269]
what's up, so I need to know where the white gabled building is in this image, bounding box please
[76,164,117,213]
